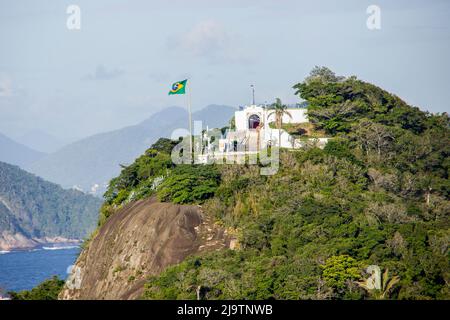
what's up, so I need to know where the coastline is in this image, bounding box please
[0,233,81,252]
[0,242,81,295]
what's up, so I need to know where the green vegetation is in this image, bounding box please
[8,276,64,300]
[357,268,400,300]
[99,68,449,300]
[293,66,431,135]
[157,165,221,204]
[321,255,360,290]
[99,139,176,225]
[270,122,327,139]
[0,161,102,240]
[99,138,220,224]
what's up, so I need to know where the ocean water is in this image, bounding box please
[0,245,80,293]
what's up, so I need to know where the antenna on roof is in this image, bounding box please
[250,84,255,105]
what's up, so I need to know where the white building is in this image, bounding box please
[196,104,328,164]
[234,104,308,131]
[219,104,309,151]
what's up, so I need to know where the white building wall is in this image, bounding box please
[267,129,294,148]
[235,106,308,131]
[266,108,308,124]
[234,109,249,131]
[235,105,266,131]
[228,105,312,150]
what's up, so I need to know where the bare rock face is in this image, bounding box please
[59,197,230,300]
[0,231,37,251]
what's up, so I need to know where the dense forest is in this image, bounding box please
[68,67,450,299]
[0,161,102,241]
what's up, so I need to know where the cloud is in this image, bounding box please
[0,74,13,97]
[167,20,248,64]
[82,65,125,81]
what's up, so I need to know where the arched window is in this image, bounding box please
[248,114,260,129]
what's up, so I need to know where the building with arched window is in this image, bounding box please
[248,114,261,129]
[216,104,315,152]
[197,104,329,164]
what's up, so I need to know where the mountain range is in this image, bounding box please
[0,104,234,250]
[16,129,67,153]
[25,105,235,195]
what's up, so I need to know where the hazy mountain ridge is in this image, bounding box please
[0,161,102,251]
[16,129,67,153]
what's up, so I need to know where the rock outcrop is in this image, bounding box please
[60,197,231,300]
[0,231,37,251]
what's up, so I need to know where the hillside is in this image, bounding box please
[27,105,235,195]
[62,68,449,300]
[0,132,45,168]
[0,161,102,250]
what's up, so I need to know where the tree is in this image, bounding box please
[150,138,179,154]
[321,255,360,291]
[353,120,394,160]
[157,165,220,204]
[292,67,434,136]
[308,100,361,133]
[304,66,345,84]
[268,98,292,147]
[8,276,65,300]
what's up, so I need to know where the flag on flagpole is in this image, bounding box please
[168,79,187,95]
[168,78,193,158]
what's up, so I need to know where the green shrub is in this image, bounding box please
[321,255,360,290]
[157,165,220,204]
[8,276,64,300]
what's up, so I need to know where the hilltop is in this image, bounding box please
[61,68,449,300]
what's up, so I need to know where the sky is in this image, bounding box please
[0,0,449,143]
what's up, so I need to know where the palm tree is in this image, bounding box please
[256,121,262,151]
[268,98,292,148]
[357,268,400,299]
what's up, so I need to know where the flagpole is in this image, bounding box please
[187,80,193,160]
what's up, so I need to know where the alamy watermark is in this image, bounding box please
[170,121,280,175]
[66,5,81,30]
[367,5,381,30]
[66,264,82,289]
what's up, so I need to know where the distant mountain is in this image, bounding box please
[16,129,67,153]
[0,161,102,251]
[0,132,46,168]
[27,105,236,195]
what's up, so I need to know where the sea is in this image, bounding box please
[0,244,80,293]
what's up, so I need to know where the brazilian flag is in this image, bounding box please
[168,79,187,95]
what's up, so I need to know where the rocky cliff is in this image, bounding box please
[60,197,232,300]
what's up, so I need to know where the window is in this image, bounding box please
[248,114,260,129]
